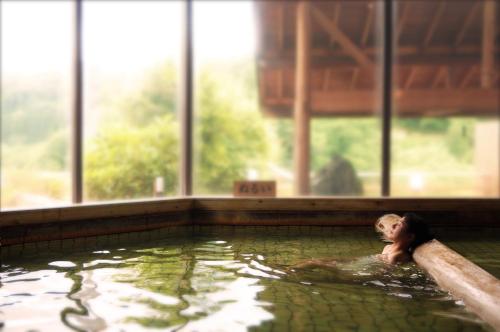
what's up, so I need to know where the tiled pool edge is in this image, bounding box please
[0,225,373,260]
[2,198,500,248]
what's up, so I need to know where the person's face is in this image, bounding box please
[387,219,411,242]
[375,214,401,242]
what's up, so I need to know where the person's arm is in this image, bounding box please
[291,258,338,270]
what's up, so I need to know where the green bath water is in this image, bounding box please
[1,226,498,331]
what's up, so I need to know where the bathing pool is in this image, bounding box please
[1,226,498,331]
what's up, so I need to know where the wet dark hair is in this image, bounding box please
[403,213,434,253]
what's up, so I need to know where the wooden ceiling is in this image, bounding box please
[255,0,500,117]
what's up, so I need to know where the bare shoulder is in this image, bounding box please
[381,244,392,255]
[388,251,412,264]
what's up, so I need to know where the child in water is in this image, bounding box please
[290,213,432,270]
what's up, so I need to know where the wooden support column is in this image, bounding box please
[294,1,311,195]
[481,0,496,88]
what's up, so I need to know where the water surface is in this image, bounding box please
[1,226,497,331]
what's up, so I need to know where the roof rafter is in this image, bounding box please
[330,2,342,48]
[361,4,374,47]
[323,69,331,91]
[455,3,480,47]
[277,69,284,98]
[311,4,373,67]
[423,2,446,48]
[350,68,360,90]
[460,66,477,88]
[432,66,451,89]
[277,2,285,52]
[396,2,410,43]
[404,67,418,90]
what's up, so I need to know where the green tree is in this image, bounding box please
[395,118,449,134]
[117,62,178,127]
[194,70,268,193]
[85,115,179,199]
[1,75,67,145]
[445,118,475,163]
[311,118,380,173]
[85,60,269,198]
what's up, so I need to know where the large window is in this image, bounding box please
[192,1,282,195]
[82,1,182,202]
[193,1,383,196]
[309,1,383,197]
[1,0,498,210]
[1,1,73,209]
[392,0,499,196]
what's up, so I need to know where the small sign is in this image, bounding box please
[233,181,276,197]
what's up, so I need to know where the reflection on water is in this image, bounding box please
[1,227,496,331]
[0,269,75,331]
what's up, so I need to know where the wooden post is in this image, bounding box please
[481,0,496,88]
[294,1,311,195]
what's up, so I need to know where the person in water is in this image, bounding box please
[375,212,433,264]
[291,213,433,270]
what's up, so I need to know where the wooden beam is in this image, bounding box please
[432,66,449,89]
[330,2,342,48]
[264,89,499,117]
[263,44,490,62]
[444,67,451,89]
[481,0,496,88]
[423,2,445,48]
[350,67,360,90]
[333,2,341,26]
[2,198,500,229]
[311,5,373,67]
[294,1,311,195]
[404,66,417,90]
[460,66,477,88]
[455,3,480,47]
[396,2,410,43]
[322,68,331,91]
[260,53,483,69]
[312,89,499,115]
[361,4,374,46]
[277,2,285,52]
[277,69,284,98]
